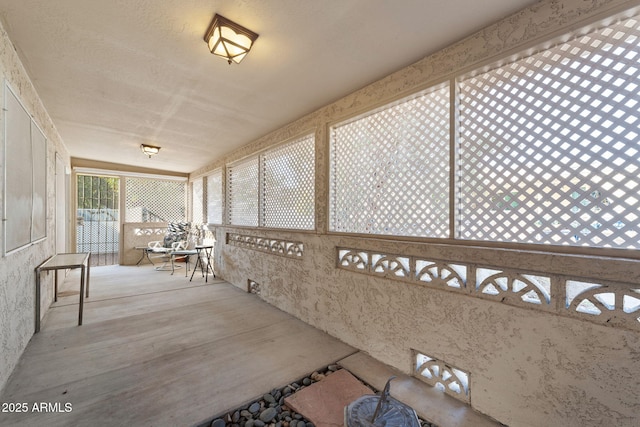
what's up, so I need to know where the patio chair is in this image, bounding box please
[147,222,191,271]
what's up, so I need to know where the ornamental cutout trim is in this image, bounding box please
[337,248,467,289]
[415,260,466,289]
[336,247,640,331]
[371,254,411,279]
[413,350,470,404]
[566,280,640,326]
[134,227,166,236]
[338,249,368,271]
[476,268,551,305]
[227,233,303,259]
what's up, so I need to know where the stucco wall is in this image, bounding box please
[194,1,640,426]
[214,229,640,426]
[0,22,70,391]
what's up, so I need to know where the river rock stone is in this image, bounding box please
[260,407,278,423]
[204,365,364,427]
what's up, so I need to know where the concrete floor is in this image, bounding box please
[0,264,356,427]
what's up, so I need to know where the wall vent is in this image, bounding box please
[248,279,261,295]
[412,350,470,404]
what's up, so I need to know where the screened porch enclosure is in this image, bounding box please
[64,6,640,426]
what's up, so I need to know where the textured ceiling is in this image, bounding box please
[0,0,539,173]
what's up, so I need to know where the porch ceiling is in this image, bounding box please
[0,0,538,173]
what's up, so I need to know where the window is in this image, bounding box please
[263,134,315,229]
[328,14,640,251]
[125,177,186,222]
[191,178,204,224]
[227,134,315,230]
[228,157,260,226]
[206,169,223,224]
[458,15,640,248]
[330,85,450,237]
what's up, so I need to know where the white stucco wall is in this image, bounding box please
[0,22,70,391]
[192,1,640,425]
[213,231,640,427]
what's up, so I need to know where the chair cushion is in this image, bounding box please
[164,222,190,248]
[168,222,190,234]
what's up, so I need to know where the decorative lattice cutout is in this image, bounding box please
[338,249,469,290]
[371,254,410,279]
[336,247,640,330]
[338,249,369,271]
[414,351,470,403]
[476,268,551,305]
[262,134,315,230]
[228,158,259,226]
[207,169,223,224]
[416,260,466,289]
[134,227,165,236]
[330,86,450,237]
[566,280,640,323]
[227,233,303,258]
[125,177,186,223]
[459,16,640,248]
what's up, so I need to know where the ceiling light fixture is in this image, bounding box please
[204,14,258,64]
[141,144,160,158]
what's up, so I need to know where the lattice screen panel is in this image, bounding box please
[192,178,204,225]
[330,85,450,237]
[125,177,186,222]
[459,16,640,248]
[262,134,315,229]
[228,157,259,226]
[207,169,223,224]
